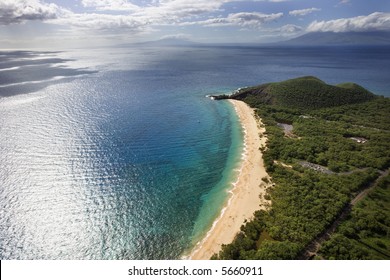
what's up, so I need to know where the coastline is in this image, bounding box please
[189,99,269,260]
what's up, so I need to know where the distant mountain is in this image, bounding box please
[281,31,390,46]
[215,76,375,110]
[135,37,200,47]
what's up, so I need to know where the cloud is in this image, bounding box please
[187,12,283,28]
[228,12,284,27]
[0,0,230,27]
[0,0,65,25]
[260,24,302,37]
[279,24,302,33]
[120,0,287,24]
[159,33,191,40]
[52,13,147,32]
[289,8,321,17]
[335,0,351,7]
[134,0,229,23]
[307,12,390,32]
[0,0,286,35]
[81,0,140,12]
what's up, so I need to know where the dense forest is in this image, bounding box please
[318,174,390,259]
[212,77,390,260]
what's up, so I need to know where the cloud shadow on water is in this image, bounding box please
[0,50,97,97]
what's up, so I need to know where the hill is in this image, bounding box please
[281,31,390,46]
[221,76,375,110]
[212,78,390,260]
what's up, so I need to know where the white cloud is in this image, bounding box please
[0,0,287,36]
[289,7,321,17]
[279,24,302,33]
[0,0,66,25]
[134,0,228,23]
[335,0,351,7]
[228,12,284,27]
[259,24,302,37]
[307,12,390,32]
[81,0,140,12]
[186,12,283,28]
[159,33,191,40]
[52,12,147,32]
[83,0,287,23]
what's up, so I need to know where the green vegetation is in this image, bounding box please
[231,76,375,110]
[212,76,390,260]
[318,174,390,259]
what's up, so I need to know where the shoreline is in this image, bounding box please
[189,99,269,260]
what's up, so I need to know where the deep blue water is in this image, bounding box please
[0,46,389,259]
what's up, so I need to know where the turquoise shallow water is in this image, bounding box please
[187,100,244,254]
[0,46,389,259]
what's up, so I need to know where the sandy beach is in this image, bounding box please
[189,99,269,260]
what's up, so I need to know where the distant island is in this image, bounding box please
[132,31,390,48]
[211,76,390,260]
[280,31,390,46]
[119,31,390,48]
[133,37,200,47]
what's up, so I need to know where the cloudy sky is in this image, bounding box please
[0,0,389,48]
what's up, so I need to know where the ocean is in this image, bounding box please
[1,45,389,259]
